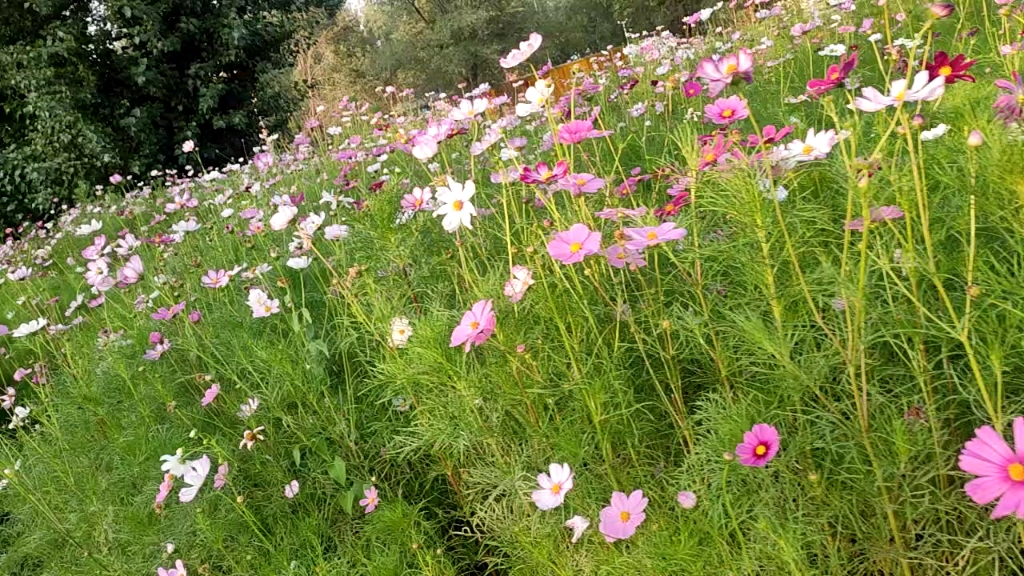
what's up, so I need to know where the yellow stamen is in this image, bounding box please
[801,144,814,155]
[704,153,717,162]
[725,63,738,74]
[576,179,586,186]
[619,511,631,522]
[569,242,582,253]
[1009,463,1024,482]
[469,321,480,330]
[550,483,561,494]
[939,65,952,76]
[755,444,767,456]
[452,200,463,211]
[646,231,658,240]
[721,109,734,118]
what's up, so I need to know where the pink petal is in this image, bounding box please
[964,476,1012,506]
[990,485,1024,519]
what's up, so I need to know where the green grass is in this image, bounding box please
[3,1,1024,574]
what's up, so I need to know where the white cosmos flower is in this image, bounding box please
[920,123,949,141]
[286,256,312,269]
[449,98,489,121]
[75,219,103,236]
[531,463,574,510]
[171,219,200,233]
[269,205,298,231]
[515,79,554,117]
[565,515,590,543]
[776,128,839,167]
[12,318,47,338]
[160,449,190,478]
[433,177,477,233]
[389,317,412,348]
[8,406,30,429]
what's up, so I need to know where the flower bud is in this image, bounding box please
[911,114,925,127]
[930,2,955,18]
[967,129,984,147]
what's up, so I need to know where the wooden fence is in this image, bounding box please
[499,46,625,101]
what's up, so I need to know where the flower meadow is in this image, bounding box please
[4,0,1024,574]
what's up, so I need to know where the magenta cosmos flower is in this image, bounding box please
[520,160,569,185]
[704,95,749,125]
[682,81,703,98]
[806,52,858,97]
[547,223,602,265]
[624,222,687,250]
[599,490,648,542]
[958,417,1024,519]
[735,423,780,467]
[450,299,496,352]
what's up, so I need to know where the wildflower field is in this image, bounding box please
[5,0,1024,574]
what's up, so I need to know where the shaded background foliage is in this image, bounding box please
[0,0,702,227]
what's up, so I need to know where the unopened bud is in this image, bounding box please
[967,129,984,147]
[930,2,955,18]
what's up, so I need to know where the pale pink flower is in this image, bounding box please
[201,270,230,289]
[500,32,543,68]
[503,266,534,303]
[157,559,187,576]
[359,485,380,513]
[695,48,755,96]
[401,187,434,212]
[606,244,647,269]
[531,463,574,510]
[565,515,590,543]
[624,222,687,249]
[116,255,144,286]
[178,455,210,503]
[155,473,175,505]
[201,383,220,407]
[213,462,229,490]
[284,479,300,499]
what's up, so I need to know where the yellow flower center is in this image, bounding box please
[550,483,561,494]
[721,109,734,118]
[802,144,814,155]
[939,65,952,77]
[646,231,658,240]
[1009,463,1024,482]
[452,200,464,211]
[619,511,631,523]
[576,179,586,186]
[469,321,480,330]
[894,89,906,102]
[755,444,768,456]
[1017,94,1024,104]
[725,63,738,74]
[397,329,406,335]
[704,153,717,162]
[543,171,553,180]
[414,199,422,207]
[569,242,582,253]
[263,305,272,313]
[830,72,840,80]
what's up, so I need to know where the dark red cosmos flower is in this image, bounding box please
[926,51,976,84]
[806,51,859,97]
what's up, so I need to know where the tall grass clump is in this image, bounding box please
[3,1,1024,574]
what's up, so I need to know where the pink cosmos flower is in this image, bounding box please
[547,224,602,265]
[188,310,201,323]
[594,206,648,221]
[844,205,905,231]
[682,81,703,98]
[13,367,32,382]
[695,48,754,97]
[958,416,1024,519]
[1,387,15,410]
[557,173,605,195]
[284,480,300,499]
[704,95,749,125]
[400,187,433,212]
[450,299,496,352]
[81,235,107,260]
[624,222,687,250]
[606,244,647,269]
[155,473,175,505]
[520,160,569,185]
[500,32,543,68]
[213,463,229,490]
[144,336,171,361]
[556,120,600,145]
[599,490,648,542]
[201,270,230,289]
[677,491,698,509]
[151,302,186,321]
[201,383,220,407]
[157,559,186,576]
[531,463,574,510]
[790,21,816,37]
[178,455,210,503]
[116,255,144,286]
[698,132,737,170]
[735,423,780,467]
[253,151,273,173]
[503,266,534,303]
[109,174,123,185]
[359,485,380,513]
[993,72,1024,124]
